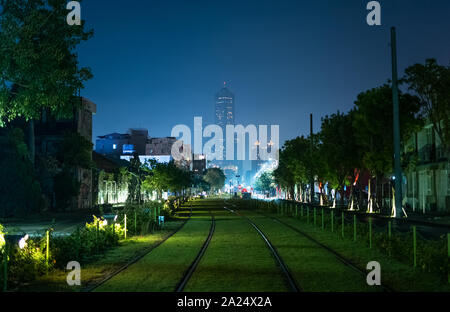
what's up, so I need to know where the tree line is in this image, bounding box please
[271,59,450,215]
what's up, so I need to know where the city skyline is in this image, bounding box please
[77,0,450,147]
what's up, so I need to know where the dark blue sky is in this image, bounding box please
[77,0,450,146]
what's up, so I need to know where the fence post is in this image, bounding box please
[307,206,310,224]
[3,243,8,292]
[369,218,372,249]
[124,214,127,240]
[295,205,298,218]
[45,230,50,272]
[314,207,317,226]
[341,212,345,239]
[413,226,417,268]
[447,233,449,284]
[301,205,304,218]
[331,210,334,232]
[96,220,100,253]
[353,215,357,242]
[321,208,324,230]
[134,211,137,235]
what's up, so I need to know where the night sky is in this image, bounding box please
[77,0,450,146]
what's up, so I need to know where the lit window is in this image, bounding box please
[113,144,117,150]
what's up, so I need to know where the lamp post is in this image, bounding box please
[391,27,403,219]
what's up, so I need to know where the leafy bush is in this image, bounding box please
[0,224,5,250]
[115,202,164,236]
[8,238,48,285]
[52,216,124,268]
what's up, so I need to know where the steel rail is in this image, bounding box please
[224,206,301,292]
[175,211,216,292]
[257,210,395,292]
[85,205,193,292]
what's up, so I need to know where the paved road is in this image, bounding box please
[3,215,92,237]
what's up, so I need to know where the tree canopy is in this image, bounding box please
[0,0,93,126]
[404,59,450,157]
[203,168,226,192]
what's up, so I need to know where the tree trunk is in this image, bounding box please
[339,189,345,206]
[367,178,373,213]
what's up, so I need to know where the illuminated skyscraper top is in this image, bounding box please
[215,82,235,128]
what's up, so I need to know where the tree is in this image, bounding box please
[352,84,422,213]
[274,137,308,201]
[203,168,226,192]
[274,135,325,202]
[142,161,192,199]
[320,111,361,206]
[0,0,93,162]
[192,173,210,193]
[404,59,450,157]
[254,171,275,195]
[128,153,143,203]
[0,128,42,216]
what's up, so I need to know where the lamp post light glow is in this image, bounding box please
[18,234,29,250]
[103,214,118,238]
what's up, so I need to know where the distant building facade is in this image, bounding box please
[95,128,148,157]
[35,97,97,210]
[146,137,177,155]
[404,121,449,213]
[192,154,207,175]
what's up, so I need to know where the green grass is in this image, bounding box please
[95,209,212,292]
[184,209,289,292]
[240,212,380,292]
[18,220,185,292]
[268,211,450,292]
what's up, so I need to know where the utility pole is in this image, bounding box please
[391,27,403,219]
[310,114,315,204]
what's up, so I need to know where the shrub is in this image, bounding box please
[52,216,124,268]
[115,202,163,236]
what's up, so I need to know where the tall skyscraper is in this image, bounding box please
[214,83,238,184]
[215,82,235,128]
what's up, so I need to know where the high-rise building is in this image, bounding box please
[215,82,235,128]
[214,83,239,184]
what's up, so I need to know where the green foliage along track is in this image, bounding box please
[239,211,380,292]
[95,204,212,292]
[183,207,290,292]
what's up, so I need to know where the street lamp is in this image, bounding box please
[3,234,29,292]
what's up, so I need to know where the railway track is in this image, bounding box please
[84,204,194,292]
[175,210,216,292]
[258,212,394,292]
[223,205,301,292]
[227,200,394,292]
[253,209,395,292]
